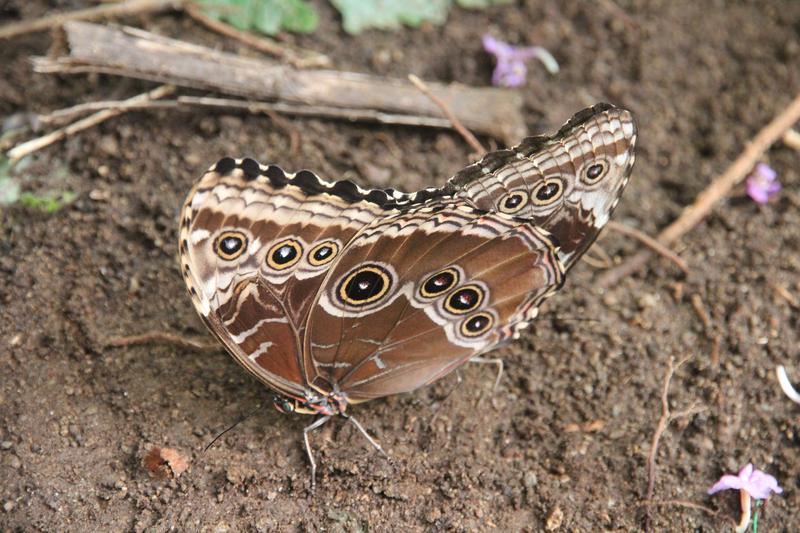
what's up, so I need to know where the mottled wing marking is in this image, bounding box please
[449,103,637,269]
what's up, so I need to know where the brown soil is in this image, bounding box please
[1,1,799,531]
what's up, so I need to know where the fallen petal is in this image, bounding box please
[708,474,744,494]
[777,365,800,404]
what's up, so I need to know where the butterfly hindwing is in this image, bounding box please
[449,103,637,269]
[304,201,563,401]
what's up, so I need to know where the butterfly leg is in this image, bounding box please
[344,414,389,459]
[469,356,504,390]
[303,415,331,491]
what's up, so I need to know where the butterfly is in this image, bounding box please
[179,103,636,486]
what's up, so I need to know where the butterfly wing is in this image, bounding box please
[180,158,395,398]
[304,201,564,402]
[449,103,637,269]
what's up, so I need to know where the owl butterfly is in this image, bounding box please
[179,103,636,486]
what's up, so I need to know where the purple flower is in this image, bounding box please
[708,464,783,500]
[746,162,781,204]
[482,34,559,88]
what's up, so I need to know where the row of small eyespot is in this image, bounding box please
[497,161,607,214]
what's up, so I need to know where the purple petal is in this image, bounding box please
[708,474,743,494]
[746,163,781,203]
[754,162,777,182]
[492,59,527,87]
[482,34,513,57]
[744,469,783,500]
[738,463,754,479]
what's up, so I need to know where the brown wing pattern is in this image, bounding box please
[449,103,637,270]
[304,201,564,401]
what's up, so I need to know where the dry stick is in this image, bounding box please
[33,22,525,144]
[643,356,707,531]
[689,294,712,330]
[0,0,182,40]
[182,2,330,69]
[599,92,800,288]
[7,85,175,161]
[408,74,487,154]
[782,128,800,150]
[105,331,218,353]
[262,108,301,156]
[605,221,689,275]
[770,281,800,310]
[689,293,721,367]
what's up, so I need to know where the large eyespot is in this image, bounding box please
[308,240,339,267]
[266,238,302,270]
[531,178,564,206]
[420,268,460,299]
[498,191,529,214]
[582,160,608,184]
[460,312,494,337]
[337,264,392,306]
[214,231,248,261]
[444,284,484,315]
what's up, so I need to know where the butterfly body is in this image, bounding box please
[179,104,636,481]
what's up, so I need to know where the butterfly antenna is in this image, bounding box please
[303,415,331,492]
[344,414,388,459]
[204,402,262,452]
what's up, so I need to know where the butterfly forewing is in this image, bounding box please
[180,159,385,397]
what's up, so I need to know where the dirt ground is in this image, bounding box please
[1,1,799,531]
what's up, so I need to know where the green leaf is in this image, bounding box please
[276,0,318,33]
[456,0,513,8]
[331,0,451,34]
[198,0,318,35]
[18,191,76,214]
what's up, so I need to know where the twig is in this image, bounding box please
[599,93,800,287]
[776,365,800,404]
[262,108,301,156]
[782,128,800,150]
[182,2,330,69]
[105,331,218,353]
[32,94,461,132]
[0,0,182,40]
[408,74,487,154]
[689,293,721,367]
[606,221,689,275]
[7,84,175,162]
[689,294,712,330]
[769,281,799,310]
[644,356,706,531]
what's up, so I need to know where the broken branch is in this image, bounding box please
[33,22,525,144]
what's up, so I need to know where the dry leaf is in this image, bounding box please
[143,446,189,479]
